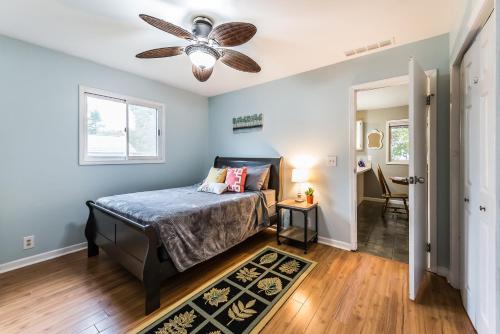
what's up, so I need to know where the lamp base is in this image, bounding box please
[295,193,305,202]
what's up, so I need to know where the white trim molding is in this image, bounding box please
[0,242,87,274]
[318,236,353,251]
[78,85,166,166]
[448,0,494,291]
[349,71,438,268]
[436,266,449,278]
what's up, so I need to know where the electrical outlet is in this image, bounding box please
[326,155,337,167]
[23,235,34,250]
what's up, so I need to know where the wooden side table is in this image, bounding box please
[276,199,318,253]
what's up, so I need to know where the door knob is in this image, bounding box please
[479,206,486,212]
[408,176,425,184]
[464,197,469,203]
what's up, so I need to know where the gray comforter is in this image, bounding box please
[96,185,270,272]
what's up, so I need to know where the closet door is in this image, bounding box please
[476,15,496,334]
[459,37,479,326]
[460,14,496,333]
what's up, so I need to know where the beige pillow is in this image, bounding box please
[205,167,227,183]
[197,182,228,194]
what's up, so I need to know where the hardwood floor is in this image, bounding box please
[0,229,473,333]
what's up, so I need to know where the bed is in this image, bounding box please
[84,156,283,314]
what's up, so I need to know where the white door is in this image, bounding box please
[459,14,496,333]
[408,58,429,300]
[476,15,496,334]
[459,36,479,325]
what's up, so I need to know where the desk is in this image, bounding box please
[356,162,372,204]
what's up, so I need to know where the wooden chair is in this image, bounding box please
[376,164,409,217]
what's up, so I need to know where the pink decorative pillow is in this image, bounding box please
[225,167,248,193]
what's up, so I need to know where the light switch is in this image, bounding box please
[326,155,337,167]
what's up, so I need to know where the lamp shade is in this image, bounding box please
[291,168,309,183]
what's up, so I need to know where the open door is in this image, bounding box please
[408,58,428,300]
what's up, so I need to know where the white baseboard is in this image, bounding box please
[446,270,459,289]
[436,266,449,278]
[318,236,353,251]
[362,196,404,205]
[0,242,87,274]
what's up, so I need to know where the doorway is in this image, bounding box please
[355,84,410,263]
[348,67,438,299]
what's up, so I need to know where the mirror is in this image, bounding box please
[367,130,383,149]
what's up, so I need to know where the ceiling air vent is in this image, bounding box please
[344,37,395,57]
[345,49,356,57]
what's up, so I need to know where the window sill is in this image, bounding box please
[79,158,165,166]
[386,161,409,165]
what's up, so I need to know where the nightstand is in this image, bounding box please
[276,199,318,253]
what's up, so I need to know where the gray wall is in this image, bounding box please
[357,106,409,198]
[208,34,450,267]
[0,36,209,264]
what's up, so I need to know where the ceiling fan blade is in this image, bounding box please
[209,22,256,47]
[192,65,213,82]
[139,14,194,40]
[136,47,184,59]
[220,49,261,73]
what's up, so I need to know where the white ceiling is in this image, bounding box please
[357,84,409,110]
[0,0,455,97]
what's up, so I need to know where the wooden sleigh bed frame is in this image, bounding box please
[85,156,283,315]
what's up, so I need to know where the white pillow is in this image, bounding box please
[197,182,228,194]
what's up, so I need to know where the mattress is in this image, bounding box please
[96,185,272,271]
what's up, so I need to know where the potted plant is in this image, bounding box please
[305,187,314,204]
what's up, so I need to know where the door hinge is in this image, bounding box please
[426,94,434,106]
[426,243,431,253]
[158,129,161,136]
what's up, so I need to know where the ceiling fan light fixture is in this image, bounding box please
[185,44,219,69]
[137,14,260,81]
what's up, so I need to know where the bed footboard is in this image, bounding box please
[85,201,175,314]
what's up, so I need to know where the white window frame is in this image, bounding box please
[386,118,409,165]
[79,86,165,165]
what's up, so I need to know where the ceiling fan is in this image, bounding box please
[136,14,261,82]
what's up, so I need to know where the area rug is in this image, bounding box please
[133,246,316,334]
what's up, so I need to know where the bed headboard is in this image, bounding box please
[214,156,284,201]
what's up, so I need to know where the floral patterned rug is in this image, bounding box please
[134,246,316,334]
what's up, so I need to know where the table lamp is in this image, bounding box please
[291,168,309,202]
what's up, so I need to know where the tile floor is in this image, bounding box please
[357,200,409,263]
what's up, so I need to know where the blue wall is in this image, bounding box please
[0,36,209,264]
[209,34,451,267]
[0,33,452,269]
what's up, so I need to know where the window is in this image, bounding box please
[386,119,409,164]
[79,86,165,165]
